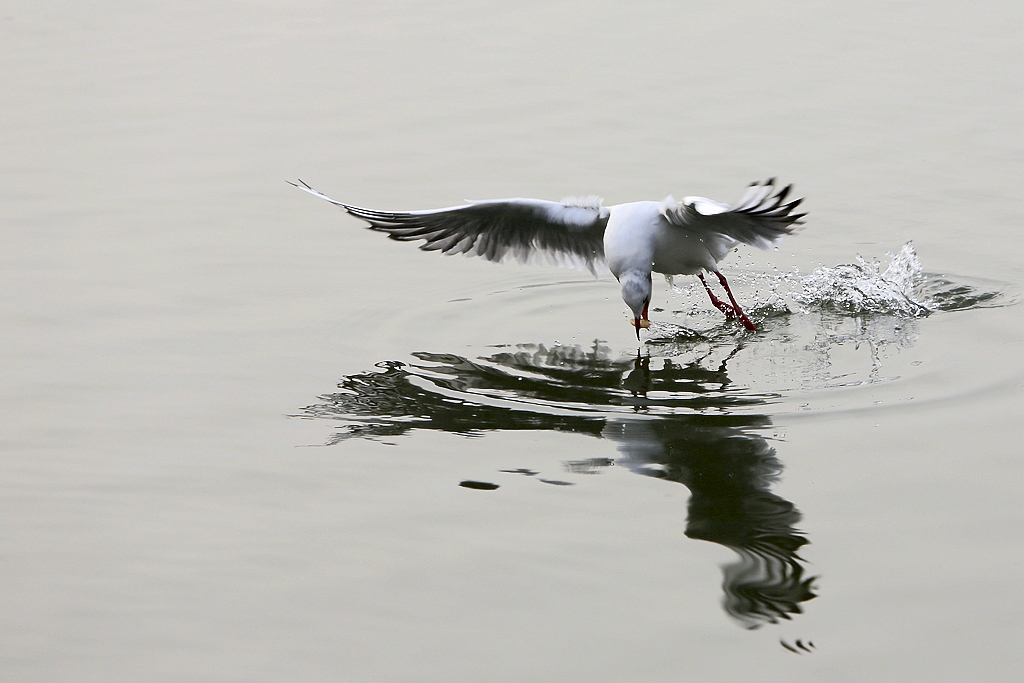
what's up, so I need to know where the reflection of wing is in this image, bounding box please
[291,180,610,271]
[303,343,816,629]
[665,178,806,250]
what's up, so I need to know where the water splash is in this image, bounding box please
[663,242,1016,333]
[792,242,931,317]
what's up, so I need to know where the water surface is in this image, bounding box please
[3,2,1022,681]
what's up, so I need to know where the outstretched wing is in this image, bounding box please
[291,180,610,271]
[665,178,806,250]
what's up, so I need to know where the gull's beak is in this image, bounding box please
[629,315,650,339]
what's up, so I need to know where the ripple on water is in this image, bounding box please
[647,242,1018,413]
[301,342,818,629]
[299,244,1016,629]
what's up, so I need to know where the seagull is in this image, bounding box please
[291,178,805,337]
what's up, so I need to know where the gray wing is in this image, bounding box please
[665,178,806,250]
[291,180,610,271]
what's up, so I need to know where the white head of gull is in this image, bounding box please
[291,179,805,337]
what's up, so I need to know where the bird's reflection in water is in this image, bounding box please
[302,341,816,629]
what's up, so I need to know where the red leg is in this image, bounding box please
[641,298,649,321]
[714,271,756,331]
[698,272,737,317]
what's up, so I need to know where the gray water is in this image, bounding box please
[3,2,1023,681]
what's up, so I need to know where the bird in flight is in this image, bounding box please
[291,178,805,337]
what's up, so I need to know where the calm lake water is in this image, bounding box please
[3,2,1022,681]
